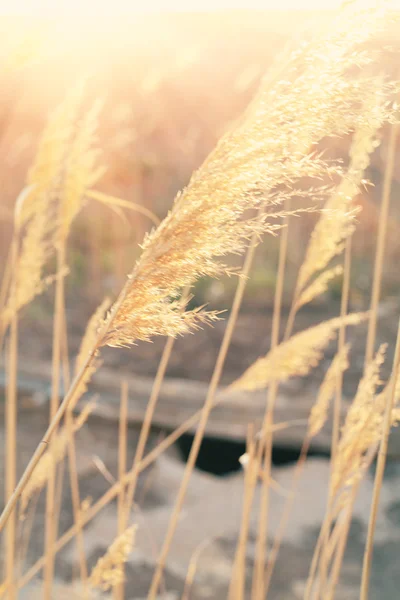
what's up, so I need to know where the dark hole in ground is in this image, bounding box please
[176,433,331,476]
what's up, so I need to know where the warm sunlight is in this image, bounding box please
[0,0,358,16]
[1,3,400,600]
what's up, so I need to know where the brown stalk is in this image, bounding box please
[17,493,40,578]
[43,243,66,600]
[318,236,352,596]
[65,412,89,592]
[364,123,398,365]
[123,336,175,522]
[181,539,211,600]
[114,380,129,600]
[123,286,191,526]
[4,235,19,600]
[251,203,290,600]
[264,436,311,596]
[309,444,378,599]
[332,237,352,459]
[147,225,262,599]
[325,480,364,600]
[228,428,259,600]
[360,318,400,600]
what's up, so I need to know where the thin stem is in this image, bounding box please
[181,539,211,600]
[318,236,352,596]
[4,235,19,600]
[86,190,161,228]
[44,243,65,600]
[114,380,128,600]
[147,228,261,600]
[332,237,351,460]
[360,318,400,600]
[228,428,258,600]
[364,123,398,366]
[123,287,190,525]
[264,436,311,595]
[325,495,358,600]
[66,411,89,592]
[252,207,289,599]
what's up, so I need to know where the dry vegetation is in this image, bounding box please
[1,3,400,600]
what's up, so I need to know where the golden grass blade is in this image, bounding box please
[229,313,364,392]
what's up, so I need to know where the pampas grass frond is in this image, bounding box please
[100,8,392,350]
[23,81,86,227]
[1,83,88,326]
[295,84,393,298]
[58,99,104,242]
[89,526,136,591]
[332,344,388,496]
[229,314,364,392]
[308,344,350,438]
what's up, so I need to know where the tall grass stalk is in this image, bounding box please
[228,428,259,600]
[251,202,290,599]
[360,318,400,600]
[114,380,128,600]
[365,123,398,365]
[333,237,352,459]
[4,235,19,600]
[147,225,262,599]
[123,287,191,526]
[43,244,66,600]
[318,236,352,596]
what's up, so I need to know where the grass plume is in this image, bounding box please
[229,314,364,392]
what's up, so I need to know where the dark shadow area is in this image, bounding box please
[176,433,331,476]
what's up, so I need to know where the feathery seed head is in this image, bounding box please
[229,314,364,392]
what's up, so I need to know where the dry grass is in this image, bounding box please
[1,4,400,600]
